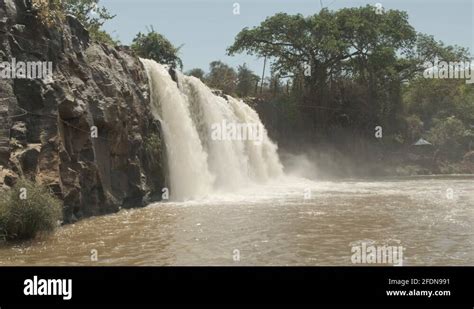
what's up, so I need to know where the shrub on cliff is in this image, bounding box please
[63,0,118,44]
[131,27,183,69]
[32,0,118,45]
[0,179,62,241]
[32,0,64,26]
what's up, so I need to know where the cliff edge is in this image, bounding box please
[0,0,166,223]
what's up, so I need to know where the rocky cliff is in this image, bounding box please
[0,0,166,223]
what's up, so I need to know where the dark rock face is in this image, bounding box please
[0,0,166,223]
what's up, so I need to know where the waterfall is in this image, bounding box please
[141,59,283,200]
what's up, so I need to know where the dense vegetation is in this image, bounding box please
[0,179,62,241]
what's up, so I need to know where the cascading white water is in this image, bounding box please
[141,59,214,200]
[141,59,283,200]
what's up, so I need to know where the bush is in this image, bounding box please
[131,27,183,69]
[91,29,119,46]
[32,0,118,45]
[0,179,63,241]
[32,0,65,27]
[427,116,471,160]
[63,0,118,45]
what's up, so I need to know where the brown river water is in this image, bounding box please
[0,176,472,266]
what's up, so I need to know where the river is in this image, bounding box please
[0,176,472,266]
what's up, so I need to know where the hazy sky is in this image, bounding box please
[101,0,474,74]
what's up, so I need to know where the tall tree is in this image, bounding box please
[227,6,417,129]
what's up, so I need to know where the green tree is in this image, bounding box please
[187,68,206,81]
[414,33,471,64]
[63,0,117,44]
[206,61,238,95]
[236,63,259,97]
[131,27,183,69]
[227,6,417,129]
[428,116,471,159]
[32,0,117,44]
[404,115,424,143]
[403,37,473,150]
